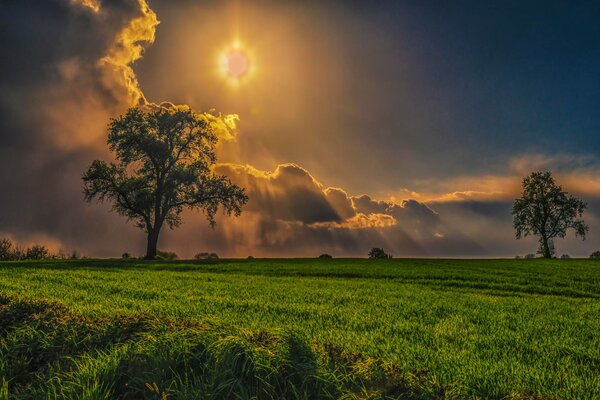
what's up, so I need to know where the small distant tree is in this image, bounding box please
[0,238,14,261]
[83,107,248,259]
[368,247,392,259]
[512,171,588,259]
[318,254,333,259]
[590,251,600,259]
[24,245,50,260]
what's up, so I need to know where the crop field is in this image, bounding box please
[0,258,598,399]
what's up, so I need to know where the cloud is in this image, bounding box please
[385,153,600,204]
[69,0,101,13]
[98,0,159,106]
[324,188,356,220]
[215,163,344,224]
[352,195,440,235]
[202,163,452,257]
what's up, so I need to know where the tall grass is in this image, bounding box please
[0,296,463,399]
[0,258,598,399]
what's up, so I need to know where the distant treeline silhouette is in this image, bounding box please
[0,238,80,261]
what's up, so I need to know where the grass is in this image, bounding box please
[0,258,598,399]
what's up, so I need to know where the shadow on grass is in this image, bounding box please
[0,294,477,400]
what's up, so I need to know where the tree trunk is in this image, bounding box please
[145,229,160,259]
[541,236,551,259]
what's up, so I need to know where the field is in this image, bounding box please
[0,258,598,399]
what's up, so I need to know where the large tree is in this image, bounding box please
[512,171,588,258]
[83,107,248,259]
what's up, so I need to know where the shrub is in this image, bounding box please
[318,254,333,259]
[122,252,131,259]
[24,245,50,260]
[194,252,219,260]
[156,250,178,260]
[590,250,600,259]
[524,253,535,259]
[560,254,571,259]
[0,238,14,261]
[0,239,55,261]
[247,256,255,260]
[368,248,392,259]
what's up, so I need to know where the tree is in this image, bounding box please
[368,247,392,259]
[83,107,248,259]
[512,171,588,259]
[25,245,50,260]
[0,238,14,261]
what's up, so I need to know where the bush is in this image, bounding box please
[0,238,14,261]
[590,250,600,259]
[122,252,131,259]
[247,256,255,260]
[0,238,55,261]
[194,252,219,260]
[156,250,178,260]
[368,248,392,259]
[318,254,333,259]
[24,245,50,260]
[524,253,535,259]
[560,254,571,259]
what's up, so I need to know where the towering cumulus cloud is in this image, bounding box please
[1,0,598,258]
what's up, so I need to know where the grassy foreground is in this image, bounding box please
[0,258,598,399]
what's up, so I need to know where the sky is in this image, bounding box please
[0,0,599,258]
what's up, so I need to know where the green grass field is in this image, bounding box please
[0,258,598,399]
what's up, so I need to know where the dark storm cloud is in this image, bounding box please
[352,195,440,233]
[205,163,456,257]
[215,163,342,224]
[0,0,148,253]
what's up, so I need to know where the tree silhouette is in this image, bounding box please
[512,171,588,258]
[83,107,248,259]
[368,247,392,259]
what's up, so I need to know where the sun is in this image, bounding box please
[218,41,255,86]
[224,49,249,78]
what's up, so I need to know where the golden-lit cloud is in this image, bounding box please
[310,213,396,229]
[98,0,159,106]
[387,154,600,205]
[69,0,101,13]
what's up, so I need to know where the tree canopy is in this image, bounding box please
[83,106,248,259]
